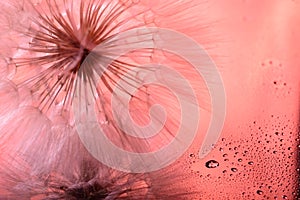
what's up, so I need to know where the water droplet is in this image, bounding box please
[238,158,242,162]
[205,160,219,168]
[257,190,263,195]
[231,168,238,172]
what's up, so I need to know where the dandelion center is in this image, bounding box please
[12,0,147,112]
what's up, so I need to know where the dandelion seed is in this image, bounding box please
[0,140,201,199]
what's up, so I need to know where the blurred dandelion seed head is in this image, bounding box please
[2,0,225,172]
[0,0,226,197]
[74,27,226,172]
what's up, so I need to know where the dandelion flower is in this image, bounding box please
[0,0,219,199]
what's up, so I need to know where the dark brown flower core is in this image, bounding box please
[42,159,152,199]
[12,0,146,112]
[62,161,110,199]
[63,181,109,199]
[44,160,112,199]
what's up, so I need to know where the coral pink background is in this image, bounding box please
[0,0,299,199]
[183,0,300,199]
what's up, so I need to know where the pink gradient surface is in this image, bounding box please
[183,0,300,199]
[0,0,299,199]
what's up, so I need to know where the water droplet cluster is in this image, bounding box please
[186,114,299,199]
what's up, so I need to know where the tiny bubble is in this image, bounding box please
[257,190,263,195]
[205,160,219,168]
[248,161,254,165]
[189,153,195,157]
[231,168,238,172]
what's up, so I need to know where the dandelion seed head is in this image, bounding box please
[0,0,223,198]
[5,0,152,117]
